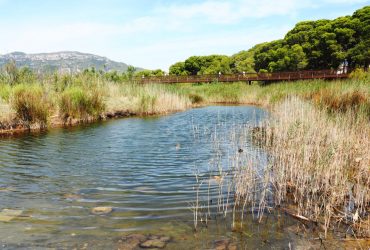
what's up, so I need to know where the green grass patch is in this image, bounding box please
[0,83,11,102]
[59,86,105,120]
[11,84,49,125]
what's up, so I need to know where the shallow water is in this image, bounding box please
[0,106,360,249]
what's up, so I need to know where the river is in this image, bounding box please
[0,106,346,249]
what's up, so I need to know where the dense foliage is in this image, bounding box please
[169,6,369,75]
[254,6,370,72]
[168,43,267,76]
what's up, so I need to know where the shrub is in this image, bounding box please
[0,84,11,102]
[11,84,49,125]
[349,68,369,80]
[188,93,204,104]
[307,88,369,115]
[59,86,105,120]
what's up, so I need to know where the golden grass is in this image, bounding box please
[105,83,191,115]
[0,99,14,124]
[232,97,370,238]
[11,84,49,127]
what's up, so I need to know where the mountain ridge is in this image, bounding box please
[0,51,141,74]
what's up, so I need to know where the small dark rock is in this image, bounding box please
[139,235,171,249]
[91,206,113,215]
[118,234,147,250]
[214,239,230,250]
[140,239,166,249]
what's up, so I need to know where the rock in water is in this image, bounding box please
[0,209,23,222]
[63,193,82,200]
[139,235,171,249]
[0,186,14,192]
[140,239,166,249]
[214,239,232,250]
[91,207,113,215]
[117,234,147,250]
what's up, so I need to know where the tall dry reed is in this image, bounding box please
[260,97,369,237]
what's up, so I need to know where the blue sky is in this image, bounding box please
[0,0,369,70]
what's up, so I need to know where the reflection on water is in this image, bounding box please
[0,106,355,249]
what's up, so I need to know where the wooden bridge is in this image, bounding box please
[136,70,349,84]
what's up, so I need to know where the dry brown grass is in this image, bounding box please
[261,97,369,237]
[0,100,14,124]
[105,83,191,115]
[306,88,369,115]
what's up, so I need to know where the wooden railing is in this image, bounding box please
[135,70,349,84]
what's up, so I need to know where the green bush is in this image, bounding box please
[188,93,204,104]
[0,84,11,102]
[59,86,105,119]
[349,68,369,80]
[12,84,49,125]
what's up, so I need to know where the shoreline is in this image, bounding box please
[0,102,263,137]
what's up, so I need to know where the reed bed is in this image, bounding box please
[263,97,369,237]
[0,78,191,131]
[186,77,369,240]
[191,95,369,239]
[105,83,191,115]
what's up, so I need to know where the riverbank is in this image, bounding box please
[0,78,192,135]
[1,75,368,135]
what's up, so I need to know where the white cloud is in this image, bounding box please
[323,0,369,3]
[0,0,366,69]
[158,0,368,24]
[112,25,291,70]
[158,0,313,24]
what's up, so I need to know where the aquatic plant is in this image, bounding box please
[262,97,370,237]
[188,83,369,239]
[199,97,370,238]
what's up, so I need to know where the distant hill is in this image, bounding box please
[0,51,141,74]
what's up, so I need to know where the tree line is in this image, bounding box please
[169,6,369,75]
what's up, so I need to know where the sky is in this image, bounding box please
[0,0,369,70]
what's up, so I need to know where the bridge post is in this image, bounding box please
[248,80,251,85]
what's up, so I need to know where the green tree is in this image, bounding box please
[348,6,370,69]
[126,65,136,80]
[230,43,267,73]
[4,60,19,85]
[169,62,188,75]
[254,6,369,71]
[170,55,232,75]
[136,69,165,77]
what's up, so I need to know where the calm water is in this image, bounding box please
[0,106,348,249]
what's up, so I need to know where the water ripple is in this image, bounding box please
[0,106,267,234]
